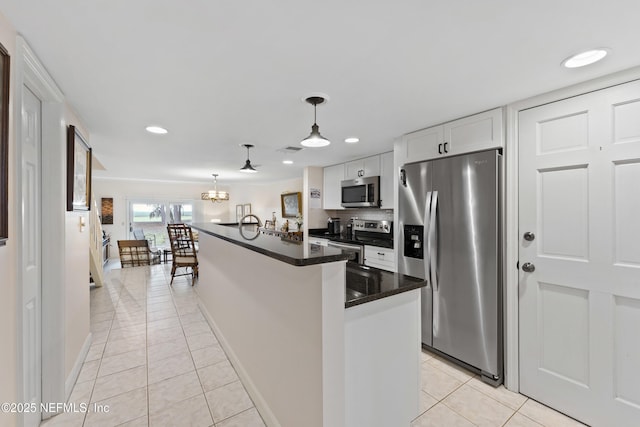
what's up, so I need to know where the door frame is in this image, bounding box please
[503,65,640,392]
[13,36,66,424]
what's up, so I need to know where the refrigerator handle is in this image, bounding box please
[430,191,439,291]
[424,191,433,283]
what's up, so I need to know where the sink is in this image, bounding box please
[345,287,366,302]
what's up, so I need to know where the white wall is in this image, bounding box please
[63,106,91,379]
[227,177,303,227]
[92,178,232,247]
[0,14,95,421]
[0,12,18,427]
[304,167,327,230]
[93,176,302,253]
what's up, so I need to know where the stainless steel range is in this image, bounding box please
[353,219,393,249]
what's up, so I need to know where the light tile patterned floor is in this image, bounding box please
[42,263,588,427]
[42,264,265,427]
[411,351,588,427]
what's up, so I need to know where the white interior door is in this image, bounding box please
[21,85,42,426]
[519,80,640,427]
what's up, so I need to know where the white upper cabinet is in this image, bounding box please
[444,108,504,156]
[344,155,381,180]
[398,107,504,164]
[399,125,444,165]
[323,163,345,210]
[379,152,394,209]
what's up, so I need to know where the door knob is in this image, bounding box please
[522,262,535,273]
[523,232,535,241]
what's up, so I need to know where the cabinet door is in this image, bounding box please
[444,107,503,156]
[399,125,444,164]
[379,152,394,209]
[345,155,381,179]
[364,245,396,272]
[345,160,364,180]
[362,155,381,177]
[323,163,345,210]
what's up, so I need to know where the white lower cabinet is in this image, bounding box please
[308,237,329,246]
[364,245,396,272]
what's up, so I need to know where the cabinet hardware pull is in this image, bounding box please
[438,143,443,154]
[444,142,449,153]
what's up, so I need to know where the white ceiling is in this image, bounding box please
[2,1,640,184]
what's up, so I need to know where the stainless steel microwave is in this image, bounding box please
[341,176,380,208]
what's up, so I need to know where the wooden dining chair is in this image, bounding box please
[166,224,199,285]
[118,239,157,267]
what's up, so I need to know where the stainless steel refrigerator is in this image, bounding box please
[398,149,502,385]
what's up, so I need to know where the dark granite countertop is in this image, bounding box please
[192,223,351,267]
[344,262,427,308]
[309,228,394,249]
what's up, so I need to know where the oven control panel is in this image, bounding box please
[353,220,392,234]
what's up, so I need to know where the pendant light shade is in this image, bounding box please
[201,174,229,202]
[301,96,330,147]
[240,144,258,173]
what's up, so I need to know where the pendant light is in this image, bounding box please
[240,144,258,173]
[201,174,229,202]
[301,96,330,147]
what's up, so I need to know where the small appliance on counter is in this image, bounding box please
[327,217,341,235]
[345,218,355,240]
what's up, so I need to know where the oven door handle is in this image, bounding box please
[328,241,362,251]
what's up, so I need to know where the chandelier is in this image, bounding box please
[201,174,229,202]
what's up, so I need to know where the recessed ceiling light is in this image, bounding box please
[146,125,168,134]
[345,137,359,144]
[562,49,608,68]
[282,160,293,165]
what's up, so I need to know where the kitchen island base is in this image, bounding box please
[197,232,345,427]
[194,225,423,427]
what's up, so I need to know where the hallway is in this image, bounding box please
[42,265,265,427]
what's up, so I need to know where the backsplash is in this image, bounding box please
[324,208,393,224]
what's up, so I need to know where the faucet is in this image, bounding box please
[239,214,262,227]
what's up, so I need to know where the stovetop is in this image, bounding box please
[308,228,393,249]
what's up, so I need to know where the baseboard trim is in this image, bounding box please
[65,332,92,400]
[197,300,281,427]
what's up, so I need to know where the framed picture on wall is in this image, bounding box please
[0,42,9,244]
[66,125,92,211]
[281,192,301,218]
[236,204,243,223]
[101,197,114,224]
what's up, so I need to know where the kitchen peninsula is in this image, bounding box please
[192,223,426,427]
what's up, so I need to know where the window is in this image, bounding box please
[129,201,193,247]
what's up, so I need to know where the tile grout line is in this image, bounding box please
[83,270,123,426]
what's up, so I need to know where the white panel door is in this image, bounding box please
[519,80,640,427]
[21,85,42,426]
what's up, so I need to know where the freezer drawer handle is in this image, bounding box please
[522,262,535,273]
